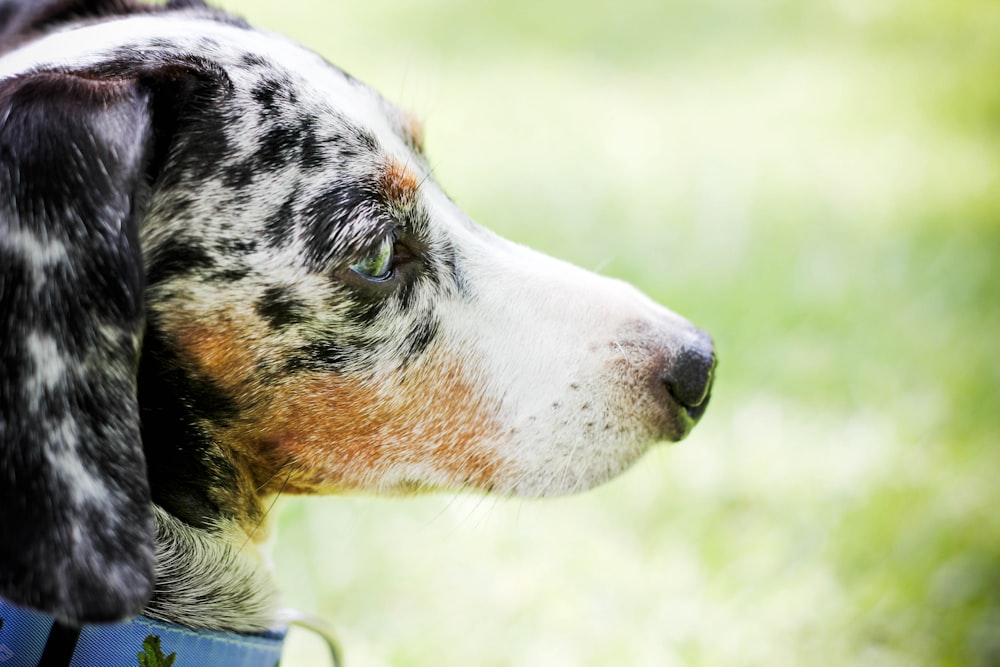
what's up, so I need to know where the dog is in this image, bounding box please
[0,0,715,639]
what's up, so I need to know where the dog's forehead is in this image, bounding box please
[0,14,415,152]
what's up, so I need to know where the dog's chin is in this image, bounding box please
[499,456,649,498]
[464,436,650,498]
[508,392,718,498]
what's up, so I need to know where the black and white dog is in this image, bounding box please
[0,0,715,636]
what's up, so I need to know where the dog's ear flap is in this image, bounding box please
[0,71,158,623]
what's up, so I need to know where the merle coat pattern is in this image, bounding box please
[0,0,715,632]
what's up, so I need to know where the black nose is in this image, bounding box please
[663,341,716,421]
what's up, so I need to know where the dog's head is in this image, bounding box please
[0,0,714,625]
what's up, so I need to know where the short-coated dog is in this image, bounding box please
[0,0,715,635]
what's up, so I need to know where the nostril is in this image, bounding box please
[663,346,716,418]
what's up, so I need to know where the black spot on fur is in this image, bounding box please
[325,124,380,162]
[159,195,193,218]
[264,189,297,248]
[211,266,251,282]
[255,285,309,329]
[146,237,215,286]
[258,123,297,171]
[240,52,268,68]
[298,116,323,170]
[172,107,234,186]
[251,78,284,118]
[284,337,352,374]
[395,270,422,313]
[256,115,323,172]
[0,251,30,391]
[325,131,360,160]
[222,157,255,189]
[402,317,439,363]
[352,126,378,152]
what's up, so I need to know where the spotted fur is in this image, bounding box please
[0,0,715,633]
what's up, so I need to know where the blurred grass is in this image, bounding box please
[215,0,1000,664]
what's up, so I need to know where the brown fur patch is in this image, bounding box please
[240,348,505,494]
[172,312,504,493]
[379,158,421,210]
[171,310,264,394]
[166,293,504,522]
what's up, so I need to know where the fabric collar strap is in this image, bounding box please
[0,596,285,667]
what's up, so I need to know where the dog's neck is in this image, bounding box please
[138,325,281,631]
[138,321,269,527]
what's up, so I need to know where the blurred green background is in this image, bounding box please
[216,0,1000,664]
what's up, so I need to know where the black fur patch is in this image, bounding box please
[255,284,310,329]
[264,189,299,248]
[298,116,324,170]
[258,123,296,171]
[167,97,237,186]
[222,156,256,189]
[402,317,440,363]
[138,321,243,529]
[301,177,391,272]
[240,51,268,69]
[343,292,388,325]
[250,78,285,118]
[146,237,216,287]
[284,336,354,374]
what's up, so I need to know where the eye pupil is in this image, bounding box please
[351,237,394,281]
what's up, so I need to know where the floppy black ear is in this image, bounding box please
[0,71,156,623]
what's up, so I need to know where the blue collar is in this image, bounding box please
[0,596,285,666]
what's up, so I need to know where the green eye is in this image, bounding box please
[350,237,394,281]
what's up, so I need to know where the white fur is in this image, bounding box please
[144,506,278,632]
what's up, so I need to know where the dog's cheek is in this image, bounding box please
[169,311,266,395]
[160,299,509,493]
[251,350,507,493]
